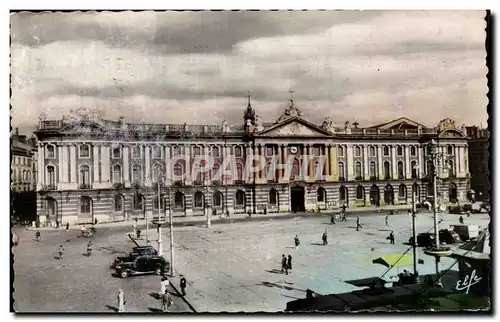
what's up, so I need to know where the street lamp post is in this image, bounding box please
[156,178,163,257]
[411,170,418,279]
[425,138,454,285]
[168,188,175,277]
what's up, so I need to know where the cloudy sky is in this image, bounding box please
[10,10,488,133]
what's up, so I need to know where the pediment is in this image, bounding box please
[372,117,425,130]
[60,121,105,134]
[257,118,331,137]
[438,129,466,138]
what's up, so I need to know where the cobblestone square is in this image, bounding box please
[13,212,490,312]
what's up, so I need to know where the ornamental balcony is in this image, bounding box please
[233,180,245,185]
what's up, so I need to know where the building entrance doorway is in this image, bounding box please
[290,186,305,212]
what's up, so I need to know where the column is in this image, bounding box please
[418,146,424,178]
[464,145,469,175]
[276,144,282,182]
[165,145,172,185]
[57,145,63,186]
[123,146,130,186]
[92,145,99,186]
[377,145,383,180]
[363,145,369,180]
[458,146,465,177]
[391,146,397,179]
[70,146,76,184]
[101,145,110,182]
[62,145,69,183]
[346,145,354,181]
[224,145,233,184]
[258,145,264,181]
[184,145,191,185]
[307,145,314,181]
[37,144,44,189]
[245,145,252,184]
[404,145,411,179]
[145,145,151,186]
[453,146,459,177]
[324,145,330,178]
[329,144,338,181]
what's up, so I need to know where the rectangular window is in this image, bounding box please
[193,146,201,156]
[112,146,121,159]
[314,146,321,156]
[46,145,55,158]
[153,146,162,159]
[173,146,183,155]
[266,147,274,156]
[79,145,90,158]
[132,146,142,158]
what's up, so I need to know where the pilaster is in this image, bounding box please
[377,145,383,180]
[363,145,369,180]
[145,145,151,186]
[57,145,63,188]
[330,144,338,181]
[123,146,130,187]
[282,144,289,183]
[391,146,397,179]
[184,145,192,185]
[165,145,172,185]
[346,144,354,181]
[404,145,411,179]
[37,144,44,189]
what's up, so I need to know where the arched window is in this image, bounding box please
[449,183,458,203]
[384,185,394,205]
[410,146,417,156]
[356,185,365,200]
[132,165,142,184]
[174,192,185,209]
[133,193,144,210]
[291,158,300,180]
[236,163,244,181]
[153,196,165,210]
[397,146,403,156]
[337,146,344,157]
[398,184,407,198]
[411,161,418,179]
[212,163,220,181]
[235,190,246,206]
[339,186,348,204]
[25,170,31,181]
[369,146,376,157]
[370,185,380,206]
[80,165,90,185]
[112,164,122,183]
[397,161,404,179]
[194,191,204,208]
[448,160,455,177]
[317,187,326,202]
[354,146,361,157]
[80,196,92,214]
[46,197,57,216]
[153,164,163,182]
[173,161,184,181]
[355,162,362,179]
[269,189,278,205]
[447,145,453,156]
[338,162,345,180]
[213,191,223,207]
[114,195,124,212]
[369,161,377,178]
[383,146,390,156]
[234,146,242,157]
[383,161,391,179]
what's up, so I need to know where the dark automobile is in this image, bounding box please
[409,230,462,247]
[115,255,170,278]
[111,245,158,268]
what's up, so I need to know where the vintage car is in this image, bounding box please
[115,255,170,278]
[111,245,158,268]
[408,230,462,247]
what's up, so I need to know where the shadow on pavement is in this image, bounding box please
[265,269,284,275]
[261,281,306,292]
[281,294,301,300]
[105,305,118,312]
[310,243,324,246]
[149,292,161,300]
[99,246,127,254]
[148,307,164,313]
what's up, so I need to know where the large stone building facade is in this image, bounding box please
[34,100,471,225]
[466,126,490,201]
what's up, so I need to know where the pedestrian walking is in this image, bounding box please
[330,215,336,225]
[388,231,395,244]
[180,275,187,296]
[160,277,169,297]
[322,231,328,246]
[467,210,471,218]
[281,254,288,275]
[341,212,347,222]
[356,217,362,231]
[287,254,292,270]
[87,241,93,256]
[294,235,300,248]
[161,291,173,312]
[35,230,41,241]
[136,228,141,239]
[459,216,464,224]
[341,204,347,214]
[66,222,69,231]
[57,245,64,259]
[385,215,389,227]
[117,289,125,312]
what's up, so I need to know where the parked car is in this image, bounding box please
[408,229,462,247]
[111,245,158,268]
[115,255,170,278]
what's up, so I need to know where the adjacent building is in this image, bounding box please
[465,126,490,201]
[11,128,36,192]
[33,99,471,225]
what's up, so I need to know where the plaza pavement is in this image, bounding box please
[12,211,490,312]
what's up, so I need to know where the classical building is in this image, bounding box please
[11,128,36,192]
[466,126,490,201]
[33,99,471,225]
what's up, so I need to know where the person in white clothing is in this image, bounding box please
[160,277,169,296]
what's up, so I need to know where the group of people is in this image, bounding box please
[281,254,292,275]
